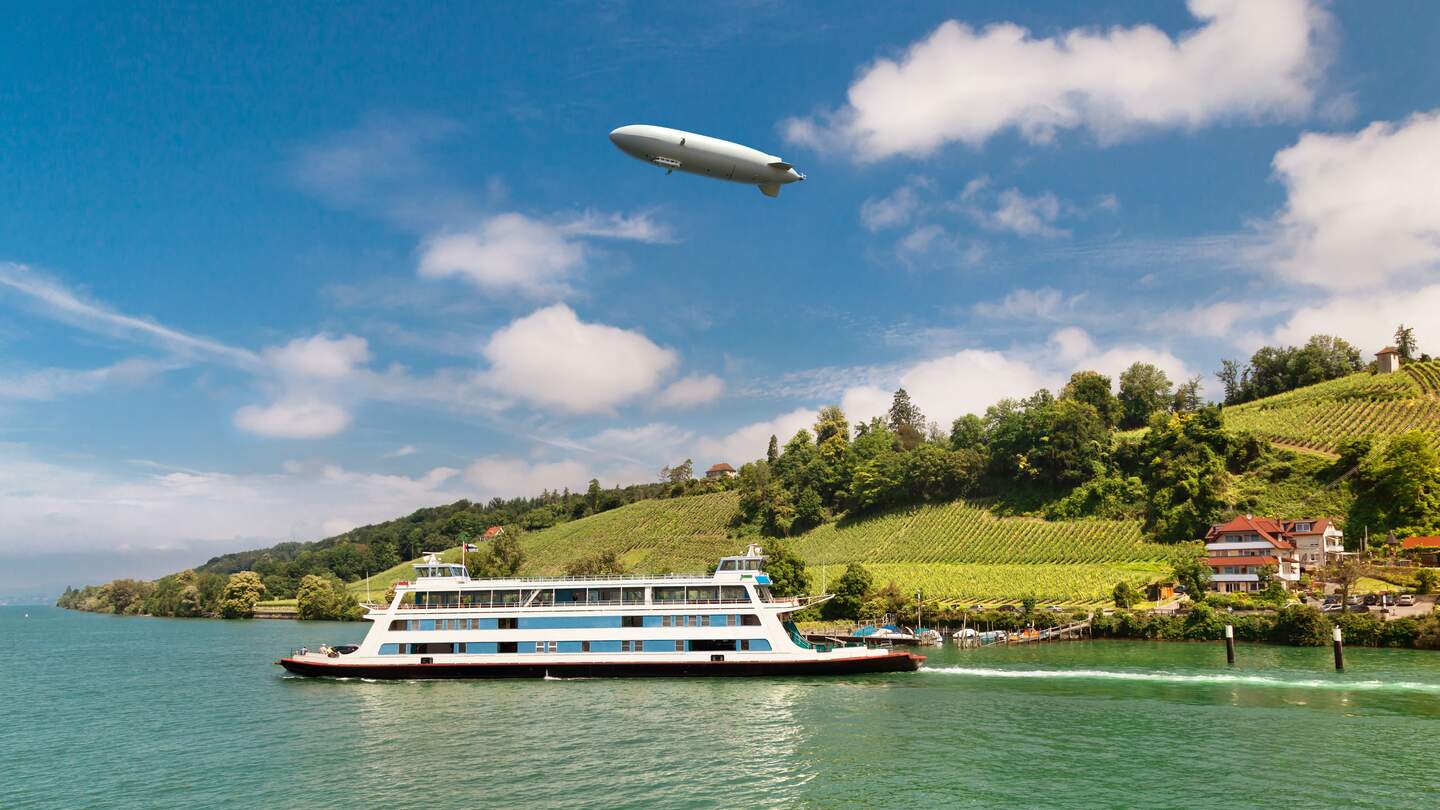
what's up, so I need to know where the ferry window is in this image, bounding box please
[756,586,773,602]
[498,617,518,630]
[653,586,685,603]
[498,642,518,654]
[739,640,749,651]
[524,589,553,606]
[493,590,520,605]
[674,640,685,652]
[581,641,591,652]
[721,586,749,603]
[620,640,639,652]
[389,620,411,631]
[743,560,761,570]
[719,560,738,571]
[622,587,645,604]
[700,615,711,627]
[589,587,620,604]
[467,590,490,606]
[538,641,558,653]
[622,615,643,628]
[742,615,760,626]
[690,639,736,652]
[555,588,585,604]
[687,586,719,603]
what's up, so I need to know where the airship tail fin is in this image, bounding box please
[759,183,780,198]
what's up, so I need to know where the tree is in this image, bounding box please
[1171,376,1203,413]
[219,571,267,619]
[887,388,925,450]
[296,574,363,621]
[822,563,872,620]
[813,406,850,446]
[1415,568,1438,595]
[766,435,779,463]
[949,414,985,451]
[469,525,526,577]
[585,479,602,514]
[793,487,825,534]
[1118,363,1173,429]
[1061,371,1121,429]
[1321,557,1366,612]
[1349,432,1440,538]
[1139,408,1229,543]
[1172,549,1212,602]
[177,585,203,617]
[1395,324,1418,361]
[762,543,809,597]
[660,459,694,485]
[1216,359,1243,405]
[564,550,628,577]
[1271,605,1330,646]
[1112,580,1139,609]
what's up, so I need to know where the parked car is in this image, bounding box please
[1399,594,1417,607]
[1322,604,1346,614]
[1322,595,1341,605]
[1045,605,1064,613]
[1363,593,1379,606]
[997,604,1020,613]
[1346,595,1363,606]
[1349,603,1371,613]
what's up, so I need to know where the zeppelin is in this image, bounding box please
[609,124,806,198]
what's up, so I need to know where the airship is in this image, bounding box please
[609,124,806,197]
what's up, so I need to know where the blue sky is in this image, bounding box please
[4,1,1440,593]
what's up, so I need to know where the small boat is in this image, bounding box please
[915,628,944,647]
[276,545,923,679]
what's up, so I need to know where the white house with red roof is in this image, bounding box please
[705,462,737,480]
[1283,518,1345,569]
[1202,515,1303,593]
[1376,346,1402,373]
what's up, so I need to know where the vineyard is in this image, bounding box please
[518,491,741,576]
[1223,369,1440,453]
[825,562,1174,606]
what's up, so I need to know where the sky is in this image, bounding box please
[3,0,1440,595]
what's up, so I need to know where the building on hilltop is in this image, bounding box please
[705,462,737,480]
[482,526,504,541]
[1376,346,1401,373]
[1402,536,1440,566]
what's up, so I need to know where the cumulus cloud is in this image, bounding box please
[419,210,670,300]
[860,184,923,231]
[1266,110,1440,291]
[785,0,1329,160]
[463,456,593,499]
[972,287,1083,321]
[655,374,725,409]
[482,304,679,413]
[0,450,466,557]
[695,408,817,466]
[263,334,371,379]
[1270,284,1440,350]
[233,396,353,439]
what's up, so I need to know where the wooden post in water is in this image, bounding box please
[1225,624,1235,665]
[1333,625,1344,671]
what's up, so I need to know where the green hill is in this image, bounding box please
[354,492,1182,606]
[1223,362,1440,453]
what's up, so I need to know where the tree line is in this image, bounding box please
[1216,327,1427,406]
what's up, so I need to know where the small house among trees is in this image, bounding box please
[1376,346,1401,373]
[705,463,737,480]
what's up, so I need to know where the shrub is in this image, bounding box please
[1271,605,1329,646]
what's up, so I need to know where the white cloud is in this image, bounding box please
[0,358,172,401]
[860,184,922,231]
[263,334,371,379]
[695,407,817,466]
[418,211,670,300]
[889,349,1053,425]
[1270,284,1440,351]
[0,449,466,556]
[384,444,418,459]
[0,263,259,368]
[482,304,678,413]
[655,374,724,409]
[584,423,696,464]
[785,0,1329,159]
[983,188,1066,237]
[972,287,1081,321]
[1267,109,1440,291]
[233,396,353,439]
[463,456,593,499]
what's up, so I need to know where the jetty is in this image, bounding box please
[955,619,1091,648]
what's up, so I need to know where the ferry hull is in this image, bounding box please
[277,651,923,680]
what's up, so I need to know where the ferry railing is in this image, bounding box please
[395,597,762,611]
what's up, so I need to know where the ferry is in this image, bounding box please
[277,545,923,679]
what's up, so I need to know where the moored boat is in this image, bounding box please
[276,545,923,679]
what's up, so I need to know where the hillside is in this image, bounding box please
[353,493,1183,606]
[1223,362,1440,453]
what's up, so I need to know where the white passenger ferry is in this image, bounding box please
[277,545,922,679]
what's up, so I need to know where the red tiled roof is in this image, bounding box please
[706,463,735,473]
[1206,556,1280,567]
[1281,518,1335,535]
[1376,346,1399,355]
[1402,536,1440,549]
[1207,515,1294,548]
[482,526,503,539]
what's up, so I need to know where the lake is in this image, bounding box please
[5,606,1439,809]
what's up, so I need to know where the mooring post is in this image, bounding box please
[1333,625,1344,671]
[1225,624,1235,665]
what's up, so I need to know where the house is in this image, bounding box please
[1283,518,1345,570]
[482,526,504,541]
[1376,346,1402,373]
[705,462,737,480]
[1402,536,1440,566]
[1202,515,1302,593]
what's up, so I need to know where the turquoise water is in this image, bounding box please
[5,606,1440,809]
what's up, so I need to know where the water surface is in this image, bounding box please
[5,607,1438,808]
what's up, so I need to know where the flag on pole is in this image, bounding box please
[464,543,479,552]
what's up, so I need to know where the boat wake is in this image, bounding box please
[922,666,1440,694]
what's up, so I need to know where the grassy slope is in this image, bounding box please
[1223,363,1440,453]
[353,492,1183,605]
